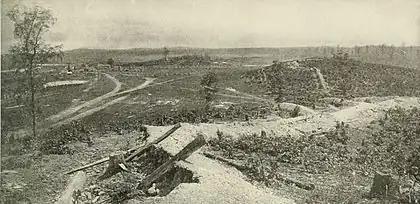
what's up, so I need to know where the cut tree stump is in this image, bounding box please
[98,153,128,180]
[137,134,206,191]
[369,171,400,199]
[55,171,87,204]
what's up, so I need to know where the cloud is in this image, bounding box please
[1,0,419,52]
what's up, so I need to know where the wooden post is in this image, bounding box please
[138,134,206,190]
[55,171,87,204]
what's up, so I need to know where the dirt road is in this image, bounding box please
[50,96,128,128]
[45,76,156,128]
[44,73,122,124]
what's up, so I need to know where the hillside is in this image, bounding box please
[244,58,420,106]
[58,46,420,68]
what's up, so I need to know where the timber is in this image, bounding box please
[64,123,181,175]
[138,134,206,190]
[202,151,246,170]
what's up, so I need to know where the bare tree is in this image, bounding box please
[7,5,63,146]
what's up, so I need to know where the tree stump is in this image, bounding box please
[98,153,128,180]
[369,171,400,199]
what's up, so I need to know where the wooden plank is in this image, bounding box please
[138,134,206,190]
[55,171,87,204]
[64,123,181,175]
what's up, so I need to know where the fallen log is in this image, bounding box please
[64,123,181,175]
[55,171,87,204]
[202,152,314,190]
[126,123,181,162]
[279,176,315,190]
[138,134,206,190]
[202,151,246,170]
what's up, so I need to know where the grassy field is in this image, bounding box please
[0,69,112,132]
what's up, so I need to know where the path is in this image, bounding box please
[47,77,156,128]
[51,96,128,128]
[112,77,155,97]
[45,73,122,124]
[313,67,330,94]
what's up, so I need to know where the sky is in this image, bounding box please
[1,0,420,52]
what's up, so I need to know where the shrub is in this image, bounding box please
[40,121,92,154]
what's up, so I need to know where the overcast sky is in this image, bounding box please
[2,0,420,52]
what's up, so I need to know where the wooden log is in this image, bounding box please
[65,157,109,175]
[138,134,206,190]
[202,151,246,170]
[125,123,181,162]
[55,171,87,204]
[202,152,315,190]
[279,176,315,190]
[64,123,181,175]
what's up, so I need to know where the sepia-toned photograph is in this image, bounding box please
[1,0,420,203]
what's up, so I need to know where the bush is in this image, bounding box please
[40,121,92,154]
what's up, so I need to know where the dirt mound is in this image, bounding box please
[129,154,295,204]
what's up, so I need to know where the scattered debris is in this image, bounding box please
[64,123,181,175]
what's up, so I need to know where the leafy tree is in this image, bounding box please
[7,5,63,146]
[107,58,114,68]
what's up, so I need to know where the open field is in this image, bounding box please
[2,49,420,204]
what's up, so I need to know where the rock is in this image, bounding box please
[92,196,99,203]
[85,192,92,200]
[146,183,160,196]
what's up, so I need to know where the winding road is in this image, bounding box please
[44,74,156,128]
[45,73,122,124]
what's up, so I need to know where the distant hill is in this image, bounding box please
[60,46,420,68]
[244,57,420,106]
[3,45,419,69]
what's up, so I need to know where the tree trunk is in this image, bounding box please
[30,66,37,147]
[369,171,400,199]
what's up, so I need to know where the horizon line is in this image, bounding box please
[64,44,420,51]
